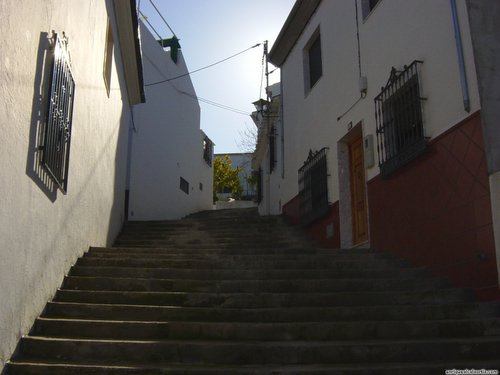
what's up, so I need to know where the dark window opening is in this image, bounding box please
[298,148,329,225]
[375,60,427,177]
[255,168,263,204]
[203,136,213,166]
[307,33,322,89]
[180,177,189,194]
[269,126,276,173]
[362,0,381,19]
[41,32,76,193]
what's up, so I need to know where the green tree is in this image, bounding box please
[213,155,243,202]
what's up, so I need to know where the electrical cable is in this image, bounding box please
[143,53,251,116]
[139,11,163,41]
[180,90,251,116]
[148,0,177,37]
[145,43,261,86]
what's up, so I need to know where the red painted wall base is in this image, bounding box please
[368,111,499,300]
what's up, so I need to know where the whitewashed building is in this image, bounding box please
[265,0,500,299]
[0,0,144,368]
[0,0,214,370]
[252,83,284,215]
[127,21,214,220]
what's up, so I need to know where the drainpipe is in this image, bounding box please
[450,0,471,112]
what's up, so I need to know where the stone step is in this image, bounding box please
[43,301,500,323]
[115,238,306,249]
[33,317,500,341]
[68,265,433,280]
[74,257,409,270]
[85,248,400,261]
[93,246,378,255]
[62,275,447,293]
[53,288,473,308]
[6,360,500,375]
[15,336,500,366]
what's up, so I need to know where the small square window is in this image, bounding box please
[180,177,189,194]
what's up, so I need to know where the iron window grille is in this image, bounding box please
[41,32,76,193]
[298,148,329,225]
[255,168,263,204]
[269,126,276,173]
[203,137,213,166]
[375,60,426,178]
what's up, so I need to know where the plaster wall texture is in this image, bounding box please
[128,22,213,220]
[277,0,480,208]
[256,132,285,217]
[0,0,131,368]
[466,0,500,283]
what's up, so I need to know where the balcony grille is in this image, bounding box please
[375,60,426,177]
[298,148,328,225]
[41,32,75,193]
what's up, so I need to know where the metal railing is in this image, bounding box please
[42,32,75,193]
[375,60,426,177]
[298,148,329,225]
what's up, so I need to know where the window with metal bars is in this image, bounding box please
[41,32,76,193]
[203,136,213,166]
[298,148,329,225]
[269,126,276,173]
[375,60,426,178]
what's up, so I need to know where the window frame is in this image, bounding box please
[41,32,76,194]
[303,28,323,94]
[298,148,329,225]
[375,60,427,177]
[203,136,213,166]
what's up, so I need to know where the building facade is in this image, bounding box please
[0,0,144,368]
[127,21,214,220]
[0,0,215,370]
[263,0,500,299]
[252,83,284,215]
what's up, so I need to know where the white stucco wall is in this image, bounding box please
[127,22,213,220]
[0,0,132,368]
[276,0,480,208]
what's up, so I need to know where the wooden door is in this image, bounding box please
[349,136,368,244]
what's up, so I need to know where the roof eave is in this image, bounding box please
[113,0,146,105]
[268,0,322,67]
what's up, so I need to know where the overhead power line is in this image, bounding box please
[179,90,250,116]
[148,0,177,37]
[145,43,261,87]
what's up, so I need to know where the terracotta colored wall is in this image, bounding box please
[368,111,499,300]
[282,195,301,225]
[304,202,341,248]
[283,197,341,248]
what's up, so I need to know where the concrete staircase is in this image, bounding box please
[5,208,500,374]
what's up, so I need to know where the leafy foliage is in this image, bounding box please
[213,155,243,201]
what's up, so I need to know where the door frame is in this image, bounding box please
[338,122,370,248]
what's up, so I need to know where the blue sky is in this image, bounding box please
[138,0,295,153]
